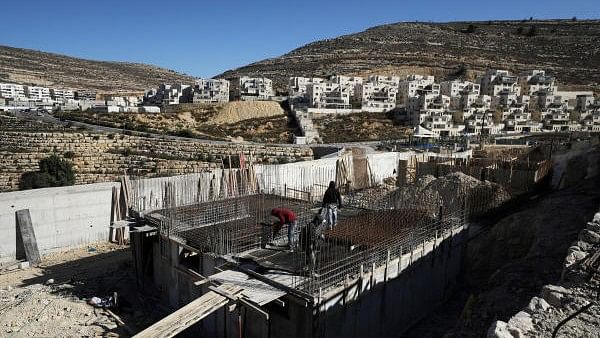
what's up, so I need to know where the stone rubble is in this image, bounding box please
[487,211,600,338]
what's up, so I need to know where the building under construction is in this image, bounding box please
[128,147,552,338]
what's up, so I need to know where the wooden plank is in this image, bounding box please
[133,284,238,338]
[15,209,41,266]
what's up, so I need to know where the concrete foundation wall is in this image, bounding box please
[0,182,119,263]
[139,225,466,338]
[315,228,467,338]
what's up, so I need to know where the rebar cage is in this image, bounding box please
[136,150,551,297]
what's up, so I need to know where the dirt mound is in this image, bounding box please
[211,101,284,124]
[391,172,509,213]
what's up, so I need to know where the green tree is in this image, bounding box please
[464,24,476,33]
[20,154,75,190]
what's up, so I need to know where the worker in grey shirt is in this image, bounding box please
[322,181,342,229]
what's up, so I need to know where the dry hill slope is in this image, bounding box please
[217,20,600,92]
[0,45,196,91]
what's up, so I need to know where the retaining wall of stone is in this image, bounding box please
[0,131,313,192]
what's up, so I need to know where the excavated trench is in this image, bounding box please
[405,142,600,337]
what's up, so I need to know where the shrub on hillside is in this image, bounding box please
[526,26,538,37]
[19,154,75,190]
[463,24,476,33]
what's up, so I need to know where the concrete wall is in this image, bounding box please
[315,228,467,338]
[0,182,119,263]
[137,214,467,338]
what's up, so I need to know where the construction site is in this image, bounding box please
[124,144,554,337]
[2,137,600,337]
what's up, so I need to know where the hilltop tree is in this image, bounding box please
[526,26,538,37]
[464,24,477,33]
[20,154,75,190]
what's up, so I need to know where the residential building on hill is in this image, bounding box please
[0,83,26,100]
[193,78,229,103]
[237,77,274,101]
[479,69,521,96]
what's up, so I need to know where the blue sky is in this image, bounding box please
[1,0,598,78]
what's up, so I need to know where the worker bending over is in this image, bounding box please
[271,207,297,251]
[322,181,342,229]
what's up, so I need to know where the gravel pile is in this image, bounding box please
[391,172,510,213]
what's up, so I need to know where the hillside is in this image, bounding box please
[0,45,196,91]
[217,19,600,92]
[56,101,296,143]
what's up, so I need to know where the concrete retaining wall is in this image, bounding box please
[0,182,119,263]
[313,226,467,338]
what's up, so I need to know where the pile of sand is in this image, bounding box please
[211,101,284,124]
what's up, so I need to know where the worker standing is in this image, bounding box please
[270,208,297,251]
[322,181,342,229]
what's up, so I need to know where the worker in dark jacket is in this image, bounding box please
[322,181,342,229]
[271,208,297,250]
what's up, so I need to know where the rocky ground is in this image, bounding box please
[312,112,411,143]
[0,243,164,337]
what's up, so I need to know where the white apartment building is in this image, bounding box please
[407,94,451,123]
[238,77,274,101]
[502,108,542,133]
[480,70,521,96]
[0,83,26,99]
[331,76,363,97]
[519,70,557,96]
[492,93,530,109]
[554,91,594,110]
[421,111,465,137]
[464,111,505,135]
[76,89,98,101]
[50,88,75,102]
[532,92,561,110]
[576,95,596,111]
[357,81,398,112]
[405,95,453,135]
[581,111,600,132]
[367,75,400,88]
[306,82,351,109]
[440,80,480,97]
[106,95,143,107]
[193,78,229,103]
[144,84,192,106]
[542,110,580,132]
[398,75,437,105]
[288,77,325,97]
[26,86,51,102]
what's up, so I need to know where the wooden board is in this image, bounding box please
[133,284,241,338]
[209,270,286,306]
[15,209,41,266]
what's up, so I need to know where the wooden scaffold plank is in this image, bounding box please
[133,284,241,338]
